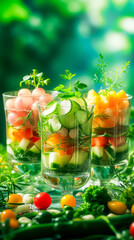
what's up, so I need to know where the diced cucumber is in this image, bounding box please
[19,138,30,151]
[70,97,87,108]
[42,102,57,117]
[42,152,71,168]
[104,145,115,161]
[113,142,129,153]
[58,100,80,129]
[92,146,104,159]
[75,110,88,125]
[28,145,40,154]
[49,116,62,133]
[69,150,89,166]
[34,139,41,150]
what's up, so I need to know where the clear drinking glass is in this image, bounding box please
[90,94,133,184]
[3,90,57,192]
[38,100,94,196]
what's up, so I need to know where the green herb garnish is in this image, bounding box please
[20,69,51,88]
[54,69,87,98]
[94,53,130,94]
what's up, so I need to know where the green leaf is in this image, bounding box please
[77,83,87,89]
[60,74,68,80]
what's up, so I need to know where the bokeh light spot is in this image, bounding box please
[119,17,134,33]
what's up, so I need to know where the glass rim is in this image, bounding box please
[2,90,58,98]
[37,100,95,109]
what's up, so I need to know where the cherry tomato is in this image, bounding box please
[60,195,76,209]
[34,192,51,210]
[131,204,134,214]
[107,201,127,215]
[1,209,16,222]
[9,218,19,229]
[7,194,23,208]
[130,222,134,238]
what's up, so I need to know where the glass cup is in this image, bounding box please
[3,90,58,192]
[89,94,133,184]
[38,100,94,197]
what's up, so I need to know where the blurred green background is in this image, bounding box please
[0,0,134,145]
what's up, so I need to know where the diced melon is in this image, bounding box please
[42,152,71,168]
[19,138,30,151]
[29,145,40,154]
[34,139,41,150]
[69,150,89,165]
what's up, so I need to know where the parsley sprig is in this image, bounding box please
[54,70,87,98]
[94,53,130,94]
[20,69,51,88]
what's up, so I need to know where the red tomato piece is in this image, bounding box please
[66,147,75,155]
[32,136,40,143]
[34,192,51,210]
[14,128,33,142]
[130,222,134,238]
[109,136,126,148]
[91,136,108,147]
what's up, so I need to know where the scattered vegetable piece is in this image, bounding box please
[131,204,134,215]
[9,218,19,229]
[60,195,76,209]
[129,222,134,238]
[7,194,23,208]
[1,209,16,222]
[34,192,51,210]
[107,201,127,215]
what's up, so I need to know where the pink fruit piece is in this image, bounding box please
[18,89,32,97]
[32,88,45,101]
[6,99,15,110]
[8,112,24,127]
[15,96,33,110]
[39,94,53,103]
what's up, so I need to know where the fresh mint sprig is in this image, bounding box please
[94,53,130,94]
[20,69,51,88]
[54,70,87,98]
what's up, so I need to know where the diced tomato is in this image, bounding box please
[46,133,71,149]
[13,128,33,142]
[32,136,40,143]
[66,147,75,155]
[91,136,109,147]
[55,150,67,156]
[109,136,126,148]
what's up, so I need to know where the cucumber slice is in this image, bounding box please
[34,139,41,150]
[29,145,40,154]
[42,152,71,168]
[104,145,115,161]
[19,138,30,151]
[58,100,80,129]
[49,116,62,133]
[92,146,104,159]
[75,110,88,125]
[57,100,72,115]
[70,97,87,108]
[113,142,128,153]
[69,150,89,166]
[42,102,57,117]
